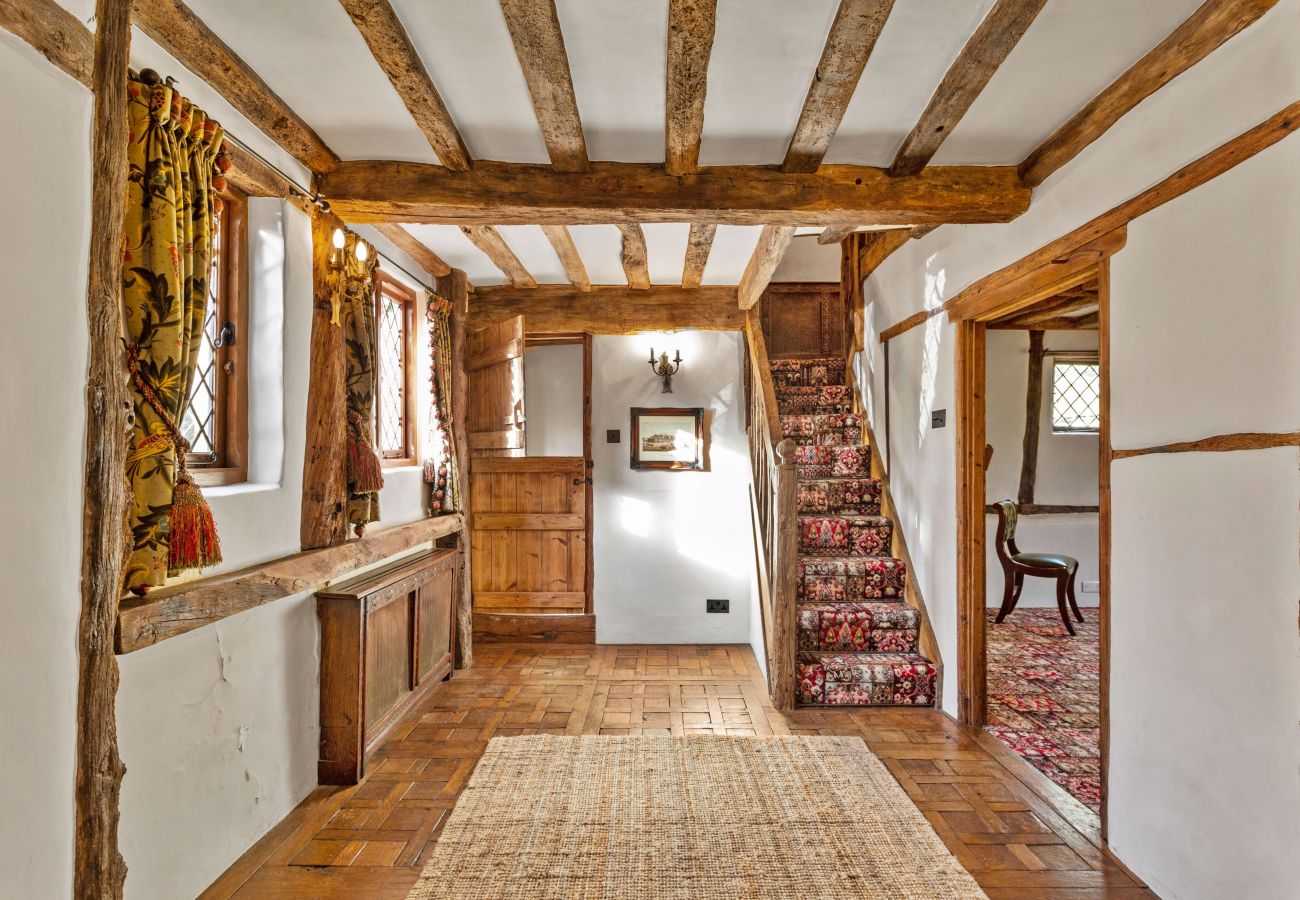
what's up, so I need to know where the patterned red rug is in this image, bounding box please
[985,608,1100,812]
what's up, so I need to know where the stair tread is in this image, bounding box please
[798,650,932,663]
[799,514,892,524]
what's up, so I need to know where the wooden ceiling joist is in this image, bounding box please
[857,228,911,278]
[0,0,94,85]
[737,225,796,309]
[783,0,896,173]
[373,223,452,278]
[470,284,742,334]
[460,225,537,288]
[499,0,589,172]
[1019,0,1278,187]
[888,0,1046,177]
[681,223,717,288]
[665,0,717,175]
[132,0,340,174]
[338,0,472,172]
[540,225,591,291]
[319,160,1031,226]
[817,225,857,245]
[616,224,651,290]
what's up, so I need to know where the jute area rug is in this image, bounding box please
[407,734,986,899]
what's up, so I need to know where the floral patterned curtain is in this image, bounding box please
[424,292,459,514]
[121,70,230,593]
[342,235,384,535]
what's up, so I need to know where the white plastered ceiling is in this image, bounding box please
[100,0,1210,285]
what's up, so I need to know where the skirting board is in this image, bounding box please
[474,613,596,644]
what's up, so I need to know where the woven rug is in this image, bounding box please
[407,734,986,899]
[986,608,1101,811]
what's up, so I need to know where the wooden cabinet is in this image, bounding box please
[317,548,459,784]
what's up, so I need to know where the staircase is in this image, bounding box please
[771,357,937,707]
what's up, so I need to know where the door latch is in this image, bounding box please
[572,477,593,486]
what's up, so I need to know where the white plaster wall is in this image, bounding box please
[592,332,753,644]
[857,5,1300,896]
[1109,449,1300,899]
[524,344,585,456]
[984,330,1100,607]
[0,35,91,900]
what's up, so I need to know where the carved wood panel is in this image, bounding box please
[760,283,844,358]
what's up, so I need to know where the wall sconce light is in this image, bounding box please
[326,227,369,325]
[648,347,683,393]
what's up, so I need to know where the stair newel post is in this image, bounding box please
[771,437,799,711]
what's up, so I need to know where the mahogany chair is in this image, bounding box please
[991,500,1084,635]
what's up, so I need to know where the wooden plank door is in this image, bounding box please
[467,316,525,457]
[470,457,588,614]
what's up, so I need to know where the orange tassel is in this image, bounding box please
[348,436,385,494]
[168,471,222,574]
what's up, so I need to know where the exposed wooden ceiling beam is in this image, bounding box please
[499,0,588,172]
[337,0,472,172]
[539,225,591,291]
[989,311,1098,331]
[888,0,1046,177]
[373,223,452,278]
[994,293,1098,328]
[737,225,796,309]
[681,223,717,287]
[783,0,895,173]
[470,284,742,334]
[1019,0,1278,187]
[0,0,94,85]
[460,225,536,288]
[857,228,911,278]
[132,0,340,174]
[818,225,857,245]
[616,224,651,290]
[665,0,717,175]
[320,160,1030,226]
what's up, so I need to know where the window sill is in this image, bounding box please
[192,467,248,488]
[382,462,422,474]
[202,480,280,499]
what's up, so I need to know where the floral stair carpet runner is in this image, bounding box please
[772,358,937,707]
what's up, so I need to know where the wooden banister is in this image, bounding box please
[743,310,797,710]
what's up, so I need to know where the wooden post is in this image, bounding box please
[770,438,800,711]
[1017,329,1045,505]
[440,268,474,668]
[955,319,987,726]
[300,212,349,549]
[75,0,131,896]
[1096,259,1113,839]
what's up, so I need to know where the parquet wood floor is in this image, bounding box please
[202,644,1153,899]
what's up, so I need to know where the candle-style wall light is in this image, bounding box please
[648,347,683,393]
[327,227,369,325]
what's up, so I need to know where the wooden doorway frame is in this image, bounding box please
[953,236,1119,835]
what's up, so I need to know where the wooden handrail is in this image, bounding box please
[743,310,796,710]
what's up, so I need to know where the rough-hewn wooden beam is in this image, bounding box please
[132,0,340,174]
[499,0,588,172]
[681,223,717,287]
[117,516,465,653]
[321,160,1031,226]
[539,225,591,291]
[440,268,473,668]
[470,285,742,333]
[460,225,536,288]
[617,224,650,290]
[76,2,131,895]
[858,228,910,277]
[784,0,895,173]
[0,0,93,85]
[373,223,451,278]
[301,212,351,549]
[665,0,717,175]
[1020,0,1279,187]
[338,0,472,171]
[989,312,1099,331]
[818,225,856,245]
[1114,431,1299,459]
[737,225,796,309]
[889,0,1046,177]
[1017,330,1045,506]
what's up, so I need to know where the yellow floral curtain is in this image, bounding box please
[341,235,384,534]
[121,71,230,593]
[424,292,459,514]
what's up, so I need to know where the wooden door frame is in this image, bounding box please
[522,331,594,613]
[953,252,1115,835]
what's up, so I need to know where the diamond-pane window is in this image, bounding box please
[178,189,247,477]
[1052,360,1100,434]
[375,272,416,460]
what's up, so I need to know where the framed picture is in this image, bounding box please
[629,407,704,471]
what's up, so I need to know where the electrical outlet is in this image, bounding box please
[706,598,729,613]
[1081,580,1100,593]
[931,409,946,428]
